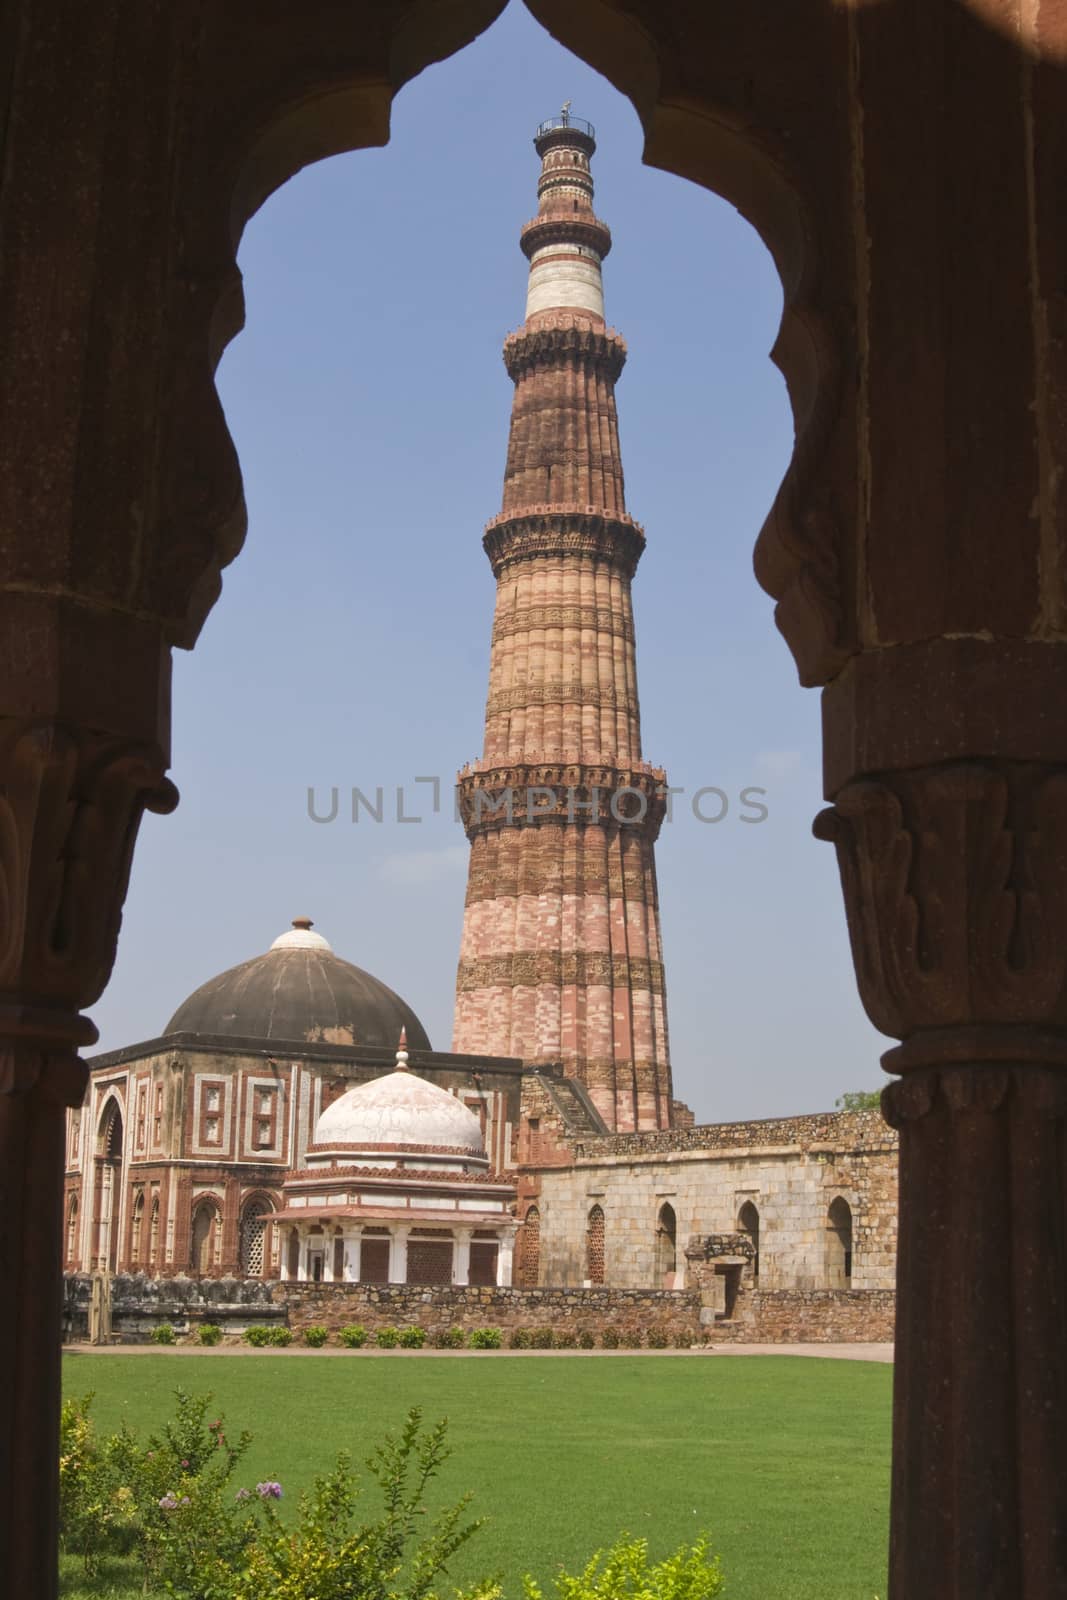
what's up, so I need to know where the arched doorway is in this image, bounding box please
[827,1198,853,1288]
[66,1195,79,1270]
[738,1201,760,1285]
[93,1100,124,1274]
[190,1200,221,1276]
[656,1202,677,1286]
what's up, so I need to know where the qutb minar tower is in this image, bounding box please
[453,111,672,1133]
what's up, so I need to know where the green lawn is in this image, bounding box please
[60,1352,891,1600]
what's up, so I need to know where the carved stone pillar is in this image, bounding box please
[0,721,175,1596]
[816,763,1067,1594]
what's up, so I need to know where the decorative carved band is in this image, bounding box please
[519,214,612,262]
[456,951,666,993]
[814,761,1067,1046]
[0,718,178,1099]
[485,682,638,716]
[504,320,626,382]
[483,509,645,578]
[492,604,634,643]
[882,1062,1067,1126]
[457,764,666,840]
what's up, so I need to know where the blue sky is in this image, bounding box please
[92,2,889,1121]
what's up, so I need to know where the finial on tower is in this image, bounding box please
[395,1027,410,1072]
[561,99,571,124]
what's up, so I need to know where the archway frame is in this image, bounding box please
[3,5,1067,1599]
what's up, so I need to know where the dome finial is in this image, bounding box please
[395,1027,410,1072]
[292,915,313,930]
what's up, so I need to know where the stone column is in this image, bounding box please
[816,763,1067,1594]
[346,1227,363,1284]
[388,1226,410,1285]
[453,1227,472,1287]
[497,1231,516,1288]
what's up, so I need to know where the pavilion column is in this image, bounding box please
[388,1226,410,1285]
[346,1227,363,1283]
[497,1231,515,1288]
[453,1228,472,1287]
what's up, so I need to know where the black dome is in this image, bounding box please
[164,919,431,1050]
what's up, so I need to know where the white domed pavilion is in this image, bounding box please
[278,1032,518,1288]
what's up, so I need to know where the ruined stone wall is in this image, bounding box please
[711,1289,896,1344]
[279,1282,700,1341]
[532,1109,898,1291]
[61,1273,284,1341]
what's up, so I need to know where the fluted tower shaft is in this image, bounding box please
[453,115,672,1133]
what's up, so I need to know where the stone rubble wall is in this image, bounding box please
[711,1288,897,1344]
[278,1282,702,1340]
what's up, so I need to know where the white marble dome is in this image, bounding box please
[309,1051,487,1171]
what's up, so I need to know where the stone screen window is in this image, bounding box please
[153,1084,163,1148]
[69,1111,80,1165]
[136,1083,147,1150]
[586,1203,605,1285]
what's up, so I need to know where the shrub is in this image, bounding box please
[553,1330,576,1349]
[508,1327,532,1349]
[600,1328,620,1349]
[198,1323,223,1346]
[522,1534,725,1600]
[433,1325,467,1350]
[468,1327,502,1350]
[646,1326,669,1349]
[376,1327,400,1349]
[672,1330,694,1349]
[266,1327,293,1348]
[529,1328,554,1350]
[397,1326,427,1349]
[620,1329,643,1349]
[577,1329,596,1349]
[303,1325,329,1348]
[243,1326,272,1348]
[338,1324,367,1348]
[150,1322,177,1345]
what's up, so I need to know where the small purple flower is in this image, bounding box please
[255,1480,283,1500]
[159,1493,178,1511]
[181,1459,189,1468]
[235,1488,251,1503]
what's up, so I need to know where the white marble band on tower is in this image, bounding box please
[525,246,605,319]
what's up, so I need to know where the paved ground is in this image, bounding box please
[65,1342,894,1362]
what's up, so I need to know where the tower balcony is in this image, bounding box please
[534,115,596,157]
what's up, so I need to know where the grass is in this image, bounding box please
[60,1352,891,1600]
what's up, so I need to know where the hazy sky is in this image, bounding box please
[91,2,889,1121]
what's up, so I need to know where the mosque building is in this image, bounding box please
[62,113,898,1339]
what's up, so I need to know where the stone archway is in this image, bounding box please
[92,1101,124,1276]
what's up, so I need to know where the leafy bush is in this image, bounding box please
[339,1324,368,1348]
[529,1329,554,1350]
[267,1327,293,1347]
[523,1535,724,1600]
[303,1326,330,1348]
[198,1323,223,1346]
[468,1327,502,1350]
[600,1328,620,1349]
[433,1325,466,1350]
[243,1326,272,1347]
[672,1331,694,1349]
[397,1326,427,1349]
[553,1330,576,1349]
[376,1327,400,1349]
[577,1330,596,1349]
[508,1327,532,1349]
[646,1327,669,1349]
[620,1330,643,1349]
[151,1322,177,1345]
